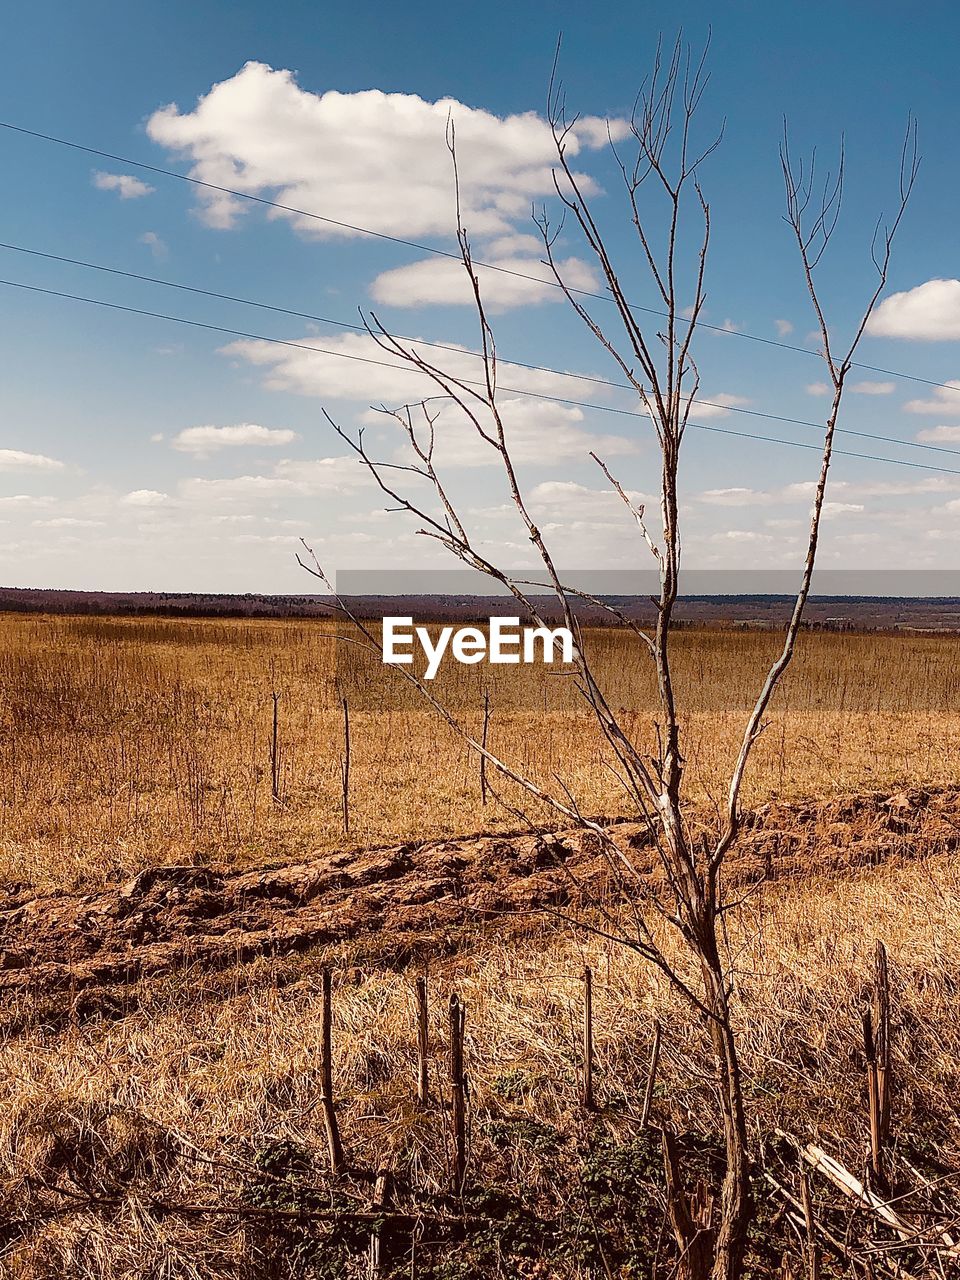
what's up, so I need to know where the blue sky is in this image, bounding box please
[3,0,960,591]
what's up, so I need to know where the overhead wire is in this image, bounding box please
[4,273,960,477]
[2,238,959,462]
[0,117,957,394]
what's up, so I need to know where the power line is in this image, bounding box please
[0,116,957,396]
[2,238,958,464]
[4,273,960,479]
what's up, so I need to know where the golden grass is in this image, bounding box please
[2,613,959,891]
[2,851,959,1276]
[3,612,960,1274]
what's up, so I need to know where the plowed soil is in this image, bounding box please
[1,786,957,997]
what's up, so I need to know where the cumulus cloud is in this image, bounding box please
[122,489,172,507]
[686,392,750,421]
[867,279,960,340]
[0,449,64,471]
[383,398,639,469]
[33,517,105,529]
[903,381,960,416]
[696,487,770,507]
[529,480,651,521]
[139,231,168,259]
[809,379,894,397]
[0,494,54,508]
[180,456,373,504]
[146,62,627,241]
[221,330,605,405]
[775,319,794,337]
[697,475,960,510]
[92,170,155,199]
[370,254,598,312]
[170,424,300,455]
[916,425,960,443]
[850,380,896,395]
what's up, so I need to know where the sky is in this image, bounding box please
[3,0,960,592]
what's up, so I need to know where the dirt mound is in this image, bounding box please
[1,787,958,996]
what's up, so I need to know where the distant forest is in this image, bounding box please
[4,586,960,631]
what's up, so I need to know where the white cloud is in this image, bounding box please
[697,475,960,510]
[804,379,892,399]
[717,319,739,334]
[33,517,105,529]
[686,392,750,421]
[147,62,627,241]
[221,329,606,405]
[139,231,168,259]
[867,279,960,340]
[775,319,793,337]
[122,489,171,507]
[850,380,895,395]
[916,425,960,443]
[529,480,651,522]
[273,457,374,488]
[170,424,300,455]
[383,398,638,469]
[903,381,960,416]
[92,170,155,199]
[696,487,769,507]
[180,456,372,504]
[0,494,54,508]
[714,529,772,543]
[0,449,64,471]
[370,254,598,312]
[484,233,544,256]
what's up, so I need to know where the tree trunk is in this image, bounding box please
[701,952,752,1280]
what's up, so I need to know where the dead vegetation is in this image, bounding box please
[3,615,960,1276]
[3,613,960,893]
[2,832,960,1277]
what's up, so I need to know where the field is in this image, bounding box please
[3,613,960,891]
[2,612,960,1277]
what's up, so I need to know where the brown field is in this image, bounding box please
[2,612,959,891]
[2,612,960,1278]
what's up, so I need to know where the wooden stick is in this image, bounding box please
[798,1141,919,1244]
[479,689,490,805]
[865,941,892,1187]
[320,967,346,1176]
[581,965,595,1111]
[415,974,429,1107]
[661,1125,713,1277]
[640,1019,662,1127]
[448,993,467,1192]
[270,689,282,805]
[340,695,351,834]
[863,1008,882,1186]
[367,1159,393,1279]
[874,941,891,1150]
[798,1168,820,1280]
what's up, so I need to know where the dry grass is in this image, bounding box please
[3,612,960,1276]
[2,852,959,1276]
[2,613,959,891]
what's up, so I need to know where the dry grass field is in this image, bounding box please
[2,612,960,1278]
[2,612,959,890]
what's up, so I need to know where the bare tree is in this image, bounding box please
[301,37,917,1280]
